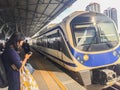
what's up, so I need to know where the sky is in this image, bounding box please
[50,0,120,32]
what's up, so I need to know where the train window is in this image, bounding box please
[36,37,42,46]
[40,36,47,47]
[47,31,60,49]
[74,25,97,46]
[47,35,53,48]
[98,22,118,43]
[70,12,119,51]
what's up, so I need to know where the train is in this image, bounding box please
[31,11,120,86]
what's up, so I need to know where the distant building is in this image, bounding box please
[104,8,118,28]
[85,3,100,13]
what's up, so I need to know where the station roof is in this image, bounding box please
[0,0,76,38]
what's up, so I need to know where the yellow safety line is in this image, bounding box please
[48,71,67,90]
[36,59,67,90]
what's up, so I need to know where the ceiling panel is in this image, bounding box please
[0,0,76,38]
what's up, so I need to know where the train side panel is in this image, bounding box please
[32,25,78,71]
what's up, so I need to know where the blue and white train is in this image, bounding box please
[31,11,120,85]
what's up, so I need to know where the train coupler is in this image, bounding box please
[92,69,117,85]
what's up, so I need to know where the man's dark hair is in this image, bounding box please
[22,40,30,53]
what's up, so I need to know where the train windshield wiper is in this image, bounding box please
[86,34,97,51]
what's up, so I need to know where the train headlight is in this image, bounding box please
[113,51,117,56]
[80,60,84,64]
[77,56,80,61]
[83,55,89,61]
[77,56,84,63]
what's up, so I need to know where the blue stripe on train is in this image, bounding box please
[69,45,120,67]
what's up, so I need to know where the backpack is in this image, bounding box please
[0,54,8,88]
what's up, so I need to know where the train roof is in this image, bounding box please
[62,11,105,22]
[36,11,106,37]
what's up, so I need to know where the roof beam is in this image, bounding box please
[30,0,43,25]
[25,0,29,35]
[18,2,62,6]
[4,0,15,23]
[15,16,32,21]
[0,16,5,23]
[12,0,18,24]
[31,0,64,35]
[55,0,63,3]
[0,24,5,33]
[32,0,52,31]
[5,0,9,7]
[16,1,21,22]
[17,8,50,17]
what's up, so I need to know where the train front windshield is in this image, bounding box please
[70,13,119,51]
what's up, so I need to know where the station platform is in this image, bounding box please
[0,50,86,90]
